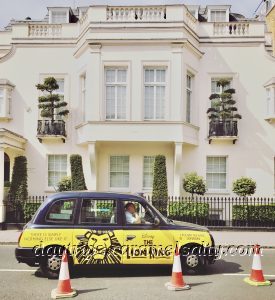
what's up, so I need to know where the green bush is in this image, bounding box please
[232,177,256,197]
[152,155,168,216]
[183,172,207,197]
[168,202,209,219]
[58,176,72,192]
[70,154,87,190]
[233,204,275,223]
[23,203,41,222]
[4,181,11,188]
[9,156,28,200]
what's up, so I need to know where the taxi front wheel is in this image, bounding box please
[180,244,204,274]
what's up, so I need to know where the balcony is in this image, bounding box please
[37,120,66,143]
[208,120,238,144]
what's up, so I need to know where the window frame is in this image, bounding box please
[143,67,167,121]
[206,156,228,192]
[109,155,130,190]
[47,154,69,190]
[78,198,118,226]
[210,10,227,22]
[49,8,70,24]
[44,198,77,224]
[186,73,194,123]
[104,67,128,121]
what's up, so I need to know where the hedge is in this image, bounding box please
[168,202,209,219]
[233,204,275,223]
[23,202,41,222]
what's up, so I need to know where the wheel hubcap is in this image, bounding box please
[186,255,199,268]
[48,255,61,271]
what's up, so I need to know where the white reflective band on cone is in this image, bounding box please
[59,262,69,280]
[172,255,182,273]
[252,254,262,271]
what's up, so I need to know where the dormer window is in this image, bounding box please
[0,79,14,120]
[210,10,227,22]
[48,7,71,24]
[207,5,230,22]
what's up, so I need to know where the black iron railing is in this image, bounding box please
[209,120,238,137]
[146,196,275,228]
[37,120,66,137]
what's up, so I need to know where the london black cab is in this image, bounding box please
[15,192,216,278]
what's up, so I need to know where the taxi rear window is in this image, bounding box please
[45,199,76,223]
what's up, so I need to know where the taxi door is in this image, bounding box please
[72,198,124,265]
[122,199,174,265]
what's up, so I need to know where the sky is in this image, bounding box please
[0,0,262,30]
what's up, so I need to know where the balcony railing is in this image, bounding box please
[106,6,166,22]
[213,22,249,36]
[37,120,66,137]
[28,24,62,37]
[209,120,238,138]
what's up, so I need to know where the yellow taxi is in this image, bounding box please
[16,192,216,278]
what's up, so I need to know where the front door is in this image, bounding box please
[72,198,124,265]
[122,199,174,265]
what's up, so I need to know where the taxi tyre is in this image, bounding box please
[39,245,73,279]
[180,243,205,274]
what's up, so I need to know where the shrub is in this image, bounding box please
[152,155,168,216]
[23,202,41,222]
[70,154,87,190]
[233,204,275,223]
[9,156,28,200]
[232,177,256,197]
[58,176,72,192]
[183,172,207,198]
[168,202,209,219]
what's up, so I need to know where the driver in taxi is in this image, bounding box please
[125,202,141,224]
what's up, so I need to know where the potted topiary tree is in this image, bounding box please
[232,177,256,227]
[36,77,69,136]
[152,155,168,216]
[207,78,242,138]
[58,176,72,192]
[183,172,207,198]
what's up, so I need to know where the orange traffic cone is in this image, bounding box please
[165,245,190,291]
[244,244,271,286]
[51,251,77,299]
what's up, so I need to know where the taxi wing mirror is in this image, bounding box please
[154,216,160,226]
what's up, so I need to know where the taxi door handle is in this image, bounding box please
[126,235,136,241]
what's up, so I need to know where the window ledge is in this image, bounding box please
[206,189,230,195]
[0,116,12,122]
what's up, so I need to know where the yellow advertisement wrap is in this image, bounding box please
[20,228,212,266]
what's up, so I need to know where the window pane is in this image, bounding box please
[48,155,67,187]
[106,69,116,83]
[155,86,165,119]
[46,199,75,222]
[144,86,154,119]
[117,69,127,83]
[110,156,129,188]
[206,156,227,189]
[80,199,117,224]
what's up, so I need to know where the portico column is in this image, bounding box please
[88,142,97,191]
[173,142,183,196]
[0,147,5,223]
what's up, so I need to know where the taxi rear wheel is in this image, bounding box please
[39,246,71,279]
[180,244,204,274]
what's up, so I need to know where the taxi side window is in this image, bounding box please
[80,199,117,225]
[124,200,155,225]
[46,199,76,223]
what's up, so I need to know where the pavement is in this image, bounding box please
[1,245,275,300]
[1,229,275,247]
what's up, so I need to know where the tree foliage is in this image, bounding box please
[58,176,72,192]
[9,156,28,200]
[152,155,168,215]
[183,172,207,198]
[36,77,69,121]
[70,154,87,190]
[207,78,242,121]
[232,177,256,197]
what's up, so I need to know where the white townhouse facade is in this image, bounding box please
[0,2,275,222]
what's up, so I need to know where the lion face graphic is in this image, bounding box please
[76,230,122,264]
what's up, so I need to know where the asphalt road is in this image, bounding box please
[1,246,275,300]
